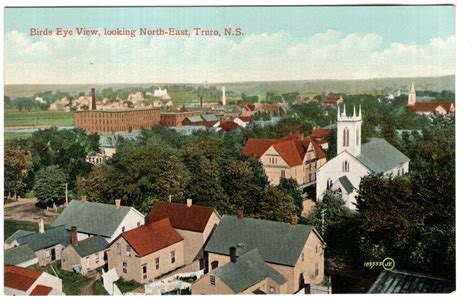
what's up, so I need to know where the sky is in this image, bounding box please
[4,6,455,84]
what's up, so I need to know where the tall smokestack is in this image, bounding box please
[71,226,78,245]
[222,86,226,106]
[91,88,96,110]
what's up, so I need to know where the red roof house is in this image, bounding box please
[4,265,63,296]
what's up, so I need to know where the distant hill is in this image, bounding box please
[4,75,454,98]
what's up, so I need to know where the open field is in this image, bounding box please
[4,219,51,238]
[4,108,74,127]
[4,132,33,140]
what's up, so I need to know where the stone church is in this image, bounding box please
[316,105,410,210]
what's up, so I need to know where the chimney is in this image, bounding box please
[237,209,244,220]
[291,216,297,225]
[115,199,121,209]
[91,88,97,110]
[71,226,78,245]
[168,195,172,203]
[38,218,45,234]
[229,246,237,263]
[186,198,192,207]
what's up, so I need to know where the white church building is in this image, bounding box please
[316,105,410,210]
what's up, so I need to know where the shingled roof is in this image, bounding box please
[148,201,218,233]
[368,270,455,293]
[52,200,141,238]
[205,215,321,267]
[214,249,287,293]
[408,102,453,113]
[4,265,42,292]
[358,138,410,174]
[4,245,37,266]
[121,218,183,257]
[72,236,109,257]
[16,226,70,252]
[5,230,35,245]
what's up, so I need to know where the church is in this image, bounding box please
[316,105,410,210]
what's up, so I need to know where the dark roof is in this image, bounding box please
[205,215,320,266]
[4,265,42,292]
[52,200,141,237]
[4,245,37,266]
[148,201,218,233]
[368,270,455,293]
[358,138,410,174]
[338,176,355,194]
[5,230,35,244]
[16,226,70,252]
[408,102,453,113]
[214,249,287,293]
[72,236,109,257]
[219,121,242,131]
[121,218,183,257]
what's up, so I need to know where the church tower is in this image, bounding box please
[337,104,362,156]
[408,82,416,106]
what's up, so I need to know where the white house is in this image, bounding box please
[5,265,64,296]
[52,199,145,243]
[154,88,168,97]
[316,105,410,210]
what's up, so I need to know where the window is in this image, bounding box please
[302,252,304,262]
[126,245,131,257]
[122,226,125,233]
[342,161,350,172]
[122,262,128,274]
[171,251,176,263]
[281,170,286,178]
[402,168,405,176]
[116,243,121,255]
[356,129,360,146]
[210,275,216,287]
[137,221,141,227]
[142,265,147,280]
[315,263,319,277]
[343,127,349,147]
[211,261,219,270]
[397,169,401,176]
[335,188,342,199]
[326,179,333,190]
[155,257,160,270]
[315,244,319,254]
[95,253,100,263]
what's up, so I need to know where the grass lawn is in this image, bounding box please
[93,280,109,295]
[32,263,89,295]
[4,219,50,238]
[4,132,33,141]
[4,108,74,127]
[115,277,142,293]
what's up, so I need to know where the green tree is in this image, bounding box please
[256,186,296,222]
[33,165,66,206]
[4,144,33,199]
[278,178,304,216]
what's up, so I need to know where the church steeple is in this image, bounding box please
[337,105,362,156]
[408,82,416,106]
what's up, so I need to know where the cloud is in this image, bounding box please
[4,30,455,84]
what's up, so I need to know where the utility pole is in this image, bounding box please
[65,182,68,206]
[321,209,327,237]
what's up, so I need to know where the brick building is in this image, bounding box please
[160,111,206,127]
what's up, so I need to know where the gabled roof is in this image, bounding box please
[368,270,455,293]
[4,265,42,292]
[148,201,218,233]
[5,245,37,266]
[408,102,453,113]
[311,129,332,138]
[30,285,53,296]
[121,218,183,257]
[272,140,304,167]
[185,115,203,123]
[219,121,242,131]
[358,138,410,174]
[202,114,219,122]
[16,226,70,252]
[5,230,35,245]
[214,249,287,293]
[338,176,355,194]
[242,139,279,157]
[72,236,109,257]
[52,200,142,238]
[205,215,319,267]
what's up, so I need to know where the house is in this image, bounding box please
[182,114,220,128]
[107,218,184,284]
[202,213,326,294]
[8,222,70,267]
[147,200,221,271]
[51,199,145,243]
[233,116,252,128]
[215,121,243,132]
[368,270,455,293]
[4,245,38,267]
[4,265,63,296]
[243,134,327,187]
[406,82,454,116]
[193,248,288,294]
[321,95,343,108]
[310,128,332,150]
[60,229,109,275]
[316,106,410,210]
[4,230,34,250]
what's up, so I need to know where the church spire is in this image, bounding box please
[408,82,416,106]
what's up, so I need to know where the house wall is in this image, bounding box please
[107,237,184,284]
[79,250,107,275]
[192,273,235,294]
[108,209,145,243]
[36,244,65,267]
[61,246,107,275]
[61,245,82,272]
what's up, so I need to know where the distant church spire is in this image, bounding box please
[337,104,362,157]
[408,82,416,106]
